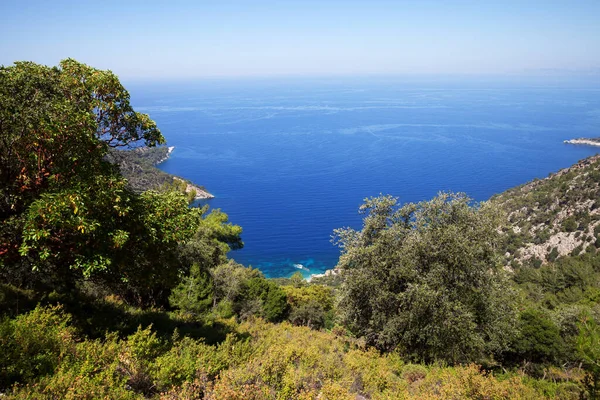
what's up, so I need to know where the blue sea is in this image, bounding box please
[128,77,600,278]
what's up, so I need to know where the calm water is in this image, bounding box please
[128,77,600,278]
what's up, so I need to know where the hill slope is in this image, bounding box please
[106,147,214,199]
[493,155,600,266]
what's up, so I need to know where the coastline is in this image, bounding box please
[173,177,214,200]
[157,146,215,200]
[564,138,600,147]
[307,266,341,282]
[156,146,175,164]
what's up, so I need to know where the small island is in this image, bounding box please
[564,137,600,147]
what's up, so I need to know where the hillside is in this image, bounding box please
[0,299,576,400]
[493,155,600,267]
[3,59,599,400]
[106,147,214,200]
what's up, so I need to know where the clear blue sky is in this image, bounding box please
[1,0,599,79]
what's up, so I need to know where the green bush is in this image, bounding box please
[241,277,289,322]
[0,305,76,388]
[509,309,563,364]
[169,264,213,315]
[151,336,224,390]
[563,218,578,233]
[288,301,327,329]
[547,247,559,263]
[11,334,138,400]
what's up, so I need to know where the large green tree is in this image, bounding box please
[334,192,517,363]
[1,59,162,273]
[0,59,238,306]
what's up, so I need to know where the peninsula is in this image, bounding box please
[106,146,214,199]
[564,137,600,147]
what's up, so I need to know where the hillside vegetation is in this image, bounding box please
[106,147,213,200]
[2,59,600,399]
[494,155,600,268]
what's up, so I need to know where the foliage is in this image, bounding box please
[282,284,335,329]
[0,60,178,299]
[106,147,209,200]
[577,315,600,399]
[2,305,581,399]
[334,192,517,363]
[0,59,244,308]
[0,305,76,387]
[1,59,161,261]
[169,264,214,316]
[508,309,564,365]
[206,261,288,322]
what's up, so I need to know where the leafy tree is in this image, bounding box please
[211,261,261,308]
[288,302,326,329]
[334,192,517,363]
[0,59,161,220]
[289,271,306,288]
[578,315,600,399]
[0,59,162,283]
[169,264,213,316]
[249,278,289,322]
[283,284,335,329]
[0,59,241,307]
[509,309,563,365]
[207,261,288,322]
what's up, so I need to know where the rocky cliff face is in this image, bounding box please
[493,155,600,267]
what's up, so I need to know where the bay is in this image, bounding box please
[128,77,600,278]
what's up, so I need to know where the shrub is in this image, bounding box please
[401,364,428,383]
[547,247,559,263]
[151,336,224,390]
[169,264,213,316]
[0,305,76,388]
[571,245,583,257]
[509,309,563,364]
[288,301,326,329]
[563,218,578,233]
[11,334,138,400]
[119,325,164,395]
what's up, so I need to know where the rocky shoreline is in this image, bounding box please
[156,146,175,164]
[157,146,214,200]
[308,266,342,282]
[564,138,600,147]
[173,177,214,200]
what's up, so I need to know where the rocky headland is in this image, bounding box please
[106,146,214,199]
[564,138,600,147]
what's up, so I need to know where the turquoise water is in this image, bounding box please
[129,77,600,278]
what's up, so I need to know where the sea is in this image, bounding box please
[127,76,600,278]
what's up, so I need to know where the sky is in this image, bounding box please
[1,0,599,79]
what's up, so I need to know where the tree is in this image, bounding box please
[509,309,563,364]
[169,263,214,316]
[0,59,163,278]
[578,315,600,399]
[0,60,237,306]
[0,59,161,220]
[205,261,288,322]
[284,284,335,329]
[334,192,517,363]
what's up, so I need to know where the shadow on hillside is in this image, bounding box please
[0,284,235,345]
